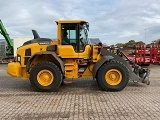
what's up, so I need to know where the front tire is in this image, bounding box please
[30,61,62,92]
[96,60,129,91]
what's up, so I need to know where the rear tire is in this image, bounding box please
[30,61,62,92]
[96,60,129,91]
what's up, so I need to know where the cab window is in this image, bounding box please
[79,28,88,51]
[61,23,89,52]
[61,24,78,51]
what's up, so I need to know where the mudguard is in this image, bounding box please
[26,51,64,73]
[93,48,150,85]
[93,55,113,78]
[93,48,129,78]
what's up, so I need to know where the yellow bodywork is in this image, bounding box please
[17,42,49,67]
[7,41,50,80]
[7,62,29,80]
[57,45,79,58]
[56,20,86,24]
[64,59,78,78]
[57,45,91,58]
[7,62,21,77]
[7,19,102,80]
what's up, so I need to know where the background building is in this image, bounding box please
[0,39,6,58]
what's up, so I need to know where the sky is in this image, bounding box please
[1,0,160,45]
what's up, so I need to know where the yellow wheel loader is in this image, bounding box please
[7,20,150,92]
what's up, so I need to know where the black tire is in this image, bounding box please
[96,60,129,91]
[61,80,64,86]
[30,61,62,92]
[60,76,66,86]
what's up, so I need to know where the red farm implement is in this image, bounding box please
[127,43,160,66]
[150,43,160,64]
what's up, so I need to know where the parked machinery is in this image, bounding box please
[0,19,14,63]
[150,43,160,64]
[127,43,160,66]
[134,43,150,66]
[7,20,150,92]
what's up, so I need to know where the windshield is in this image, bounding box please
[79,23,89,45]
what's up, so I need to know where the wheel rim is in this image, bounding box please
[37,69,54,86]
[105,69,122,85]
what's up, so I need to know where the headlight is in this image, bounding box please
[17,54,21,62]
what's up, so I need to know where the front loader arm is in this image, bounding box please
[116,49,150,85]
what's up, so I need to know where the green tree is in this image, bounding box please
[123,40,136,48]
[152,39,160,44]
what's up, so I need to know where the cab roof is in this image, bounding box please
[55,20,86,24]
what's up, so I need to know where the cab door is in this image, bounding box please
[57,22,91,59]
[57,23,79,58]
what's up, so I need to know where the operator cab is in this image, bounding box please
[57,20,89,53]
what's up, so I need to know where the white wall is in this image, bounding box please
[13,36,33,56]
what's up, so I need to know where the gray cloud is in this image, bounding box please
[1,0,160,45]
